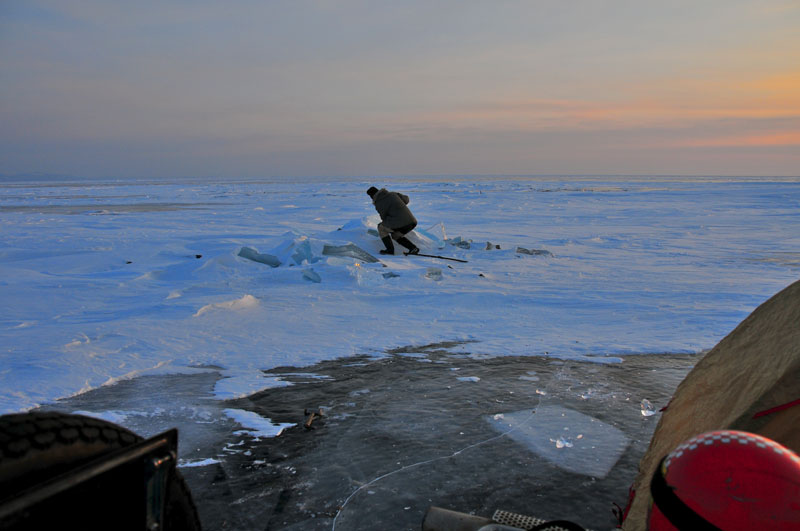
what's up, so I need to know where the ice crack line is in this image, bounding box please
[331,366,566,530]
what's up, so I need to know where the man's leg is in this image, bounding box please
[393,225,419,254]
[377,223,395,254]
[395,235,419,254]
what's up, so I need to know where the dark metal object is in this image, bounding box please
[422,506,589,531]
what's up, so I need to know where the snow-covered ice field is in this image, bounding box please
[2,175,799,528]
[2,175,799,415]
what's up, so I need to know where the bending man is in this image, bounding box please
[367,186,420,255]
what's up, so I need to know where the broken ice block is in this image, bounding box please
[322,243,380,263]
[238,247,281,267]
[425,267,443,281]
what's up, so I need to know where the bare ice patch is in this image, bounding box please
[179,457,223,468]
[223,408,295,438]
[213,372,292,400]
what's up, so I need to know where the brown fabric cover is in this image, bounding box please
[623,279,800,530]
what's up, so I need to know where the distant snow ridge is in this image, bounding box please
[194,294,259,317]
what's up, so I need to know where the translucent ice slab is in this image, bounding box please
[322,243,380,263]
[486,405,629,478]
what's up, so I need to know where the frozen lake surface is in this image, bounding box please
[2,175,799,529]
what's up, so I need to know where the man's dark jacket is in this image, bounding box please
[372,188,417,229]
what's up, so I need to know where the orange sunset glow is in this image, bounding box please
[1,1,798,178]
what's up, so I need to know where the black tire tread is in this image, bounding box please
[0,412,141,498]
[0,412,201,530]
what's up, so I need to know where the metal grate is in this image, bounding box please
[492,510,591,531]
[492,510,545,530]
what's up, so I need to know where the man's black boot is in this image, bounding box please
[379,236,395,255]
[396,237,419,255]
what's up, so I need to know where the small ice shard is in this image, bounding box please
[322,243,379,263]
[457,376,480,382]
[640,399,656,416]
[554,436,573,449]
[516,247,553,256]
[303,269,321,283]
[238,247,281,267]
[425,267,443,281]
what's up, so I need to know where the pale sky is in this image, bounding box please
[1,1,799,179]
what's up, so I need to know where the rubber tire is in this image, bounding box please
[0,411,201,530]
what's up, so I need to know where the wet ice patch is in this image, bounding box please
[223,408,295,438]
[486,405,629,478]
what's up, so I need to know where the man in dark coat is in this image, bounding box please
[367,186,420,255]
